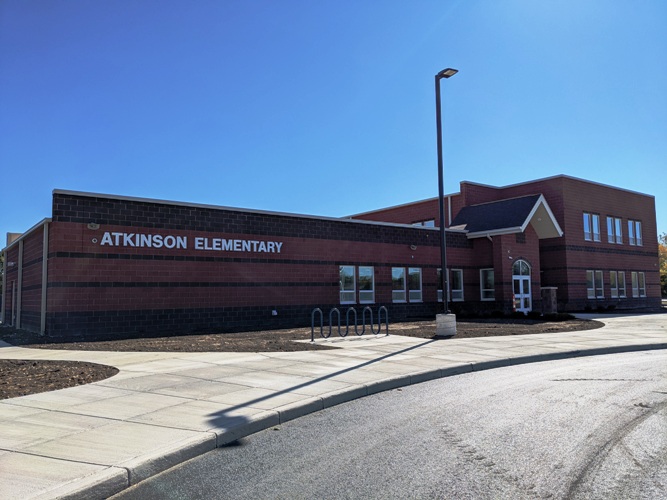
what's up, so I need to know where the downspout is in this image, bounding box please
[16,239,23,330]
[40,222,49,335]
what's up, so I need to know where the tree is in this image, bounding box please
[659,233,667,297]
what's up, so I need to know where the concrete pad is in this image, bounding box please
[119,358,218,374]
[165,363,253,379]
[127,399,276,438]
[66,391,190,420]
[4,384,132,411]
[0,412,112,451]
[154,379,250,400]
[265,362,350,378]
[207,386,319,410]
[216,371,317,392]
[96,372,200,391]
[0,452,127,500]
[0,402,45,420]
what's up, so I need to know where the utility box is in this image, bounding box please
[541,287,558,314]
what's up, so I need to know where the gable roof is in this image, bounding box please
[450,194,563,239]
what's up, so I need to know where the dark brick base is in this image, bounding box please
[43,302,442,340]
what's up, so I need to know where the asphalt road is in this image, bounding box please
[113,350,667,499]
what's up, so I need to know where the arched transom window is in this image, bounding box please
[512,260,531,276]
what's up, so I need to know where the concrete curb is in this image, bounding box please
[0,318,667,499]
[98,342,667,499]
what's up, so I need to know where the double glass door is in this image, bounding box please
[513,260,531,313]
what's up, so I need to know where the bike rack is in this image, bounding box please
[328,308,341,338]
[310,308,323,342]
[311,306,389,341]
[344,307,358,337]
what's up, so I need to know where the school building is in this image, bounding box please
[1,174,661,339]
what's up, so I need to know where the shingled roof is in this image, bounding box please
[450,194,563,239]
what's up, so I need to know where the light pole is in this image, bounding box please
[435,68,457,316]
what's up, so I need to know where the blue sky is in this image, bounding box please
[1,0,666,243]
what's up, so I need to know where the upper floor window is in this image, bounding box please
[607,217,623,244]
[412,219,435,227]
[628,220,643,246]
[583,213,600,242]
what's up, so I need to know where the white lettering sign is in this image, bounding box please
[100,232,283,253]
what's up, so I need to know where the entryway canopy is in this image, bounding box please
[449,194,563,240]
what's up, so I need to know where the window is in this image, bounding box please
[392,267,406,302]
[628,220,643,246]
[586,270,604,299]
[408,268,422,302]
[451,269,463,301]
[412,219,435,227]
[631,272,646,297]
[437,269,463,302]
[609,271,627,299]
[610,271,618,298]
[607,217,623,244]
[358,266,375,303]
[480,269,495,300]
[339,266,355,303]
[583,212,600,242]
[618,271,626,298]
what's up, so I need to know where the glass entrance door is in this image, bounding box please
[512,260,532,313]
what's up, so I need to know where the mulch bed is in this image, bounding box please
[0,317,602,400]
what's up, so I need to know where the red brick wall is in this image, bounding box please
[1,224,46,330]
[43,191,479,337]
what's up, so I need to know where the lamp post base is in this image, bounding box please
[435,313,457,337]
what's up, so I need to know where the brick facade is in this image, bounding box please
[1,175,661,339]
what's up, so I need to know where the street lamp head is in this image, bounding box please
[437,68,458,79]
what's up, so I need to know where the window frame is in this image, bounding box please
[583,212,600,242]
[339,265,356,304]
[628,220,643,246]
[610,271,618,299]
[607,216,623,244]
[437,268,464,302]
[358,266,375,304]
[391,267,407,303]
[586,270,604,299]
[412,219,435,227]
[451,269,464,301]
[610,271,627,299]
[631,271,646,297]
[618,271,626,298]
[480,268,495,301]
[408,267,423,302]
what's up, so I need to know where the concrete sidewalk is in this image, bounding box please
[0,313,665,499]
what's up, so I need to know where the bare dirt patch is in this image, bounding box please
[0,317,601,400]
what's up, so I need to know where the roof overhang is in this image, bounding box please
[463,194,563,240]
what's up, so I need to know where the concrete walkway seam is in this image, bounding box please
[5,337,667,499]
